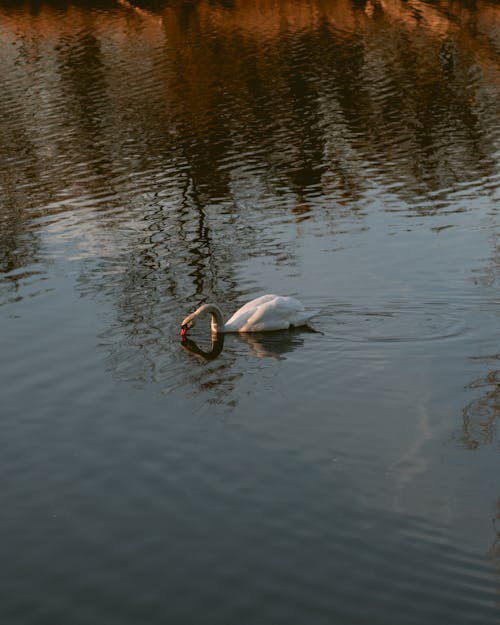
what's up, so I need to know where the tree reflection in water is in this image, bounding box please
[462,365,500,450]
[1,0,497,387]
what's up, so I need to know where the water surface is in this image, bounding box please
[0,1,499,623]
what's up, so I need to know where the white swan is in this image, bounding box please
[181,294,318,337]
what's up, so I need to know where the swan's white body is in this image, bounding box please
[181,294,317,335]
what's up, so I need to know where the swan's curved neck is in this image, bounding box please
[196,303,225,333]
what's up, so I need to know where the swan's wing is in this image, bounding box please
[224,294,278,328]
[230,296,312,332]
[230,294,279,317]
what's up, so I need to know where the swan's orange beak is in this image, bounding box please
[181,325,188,339]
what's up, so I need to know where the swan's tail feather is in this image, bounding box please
[293,310,320,329]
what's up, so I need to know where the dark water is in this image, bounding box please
[1,0,499,623]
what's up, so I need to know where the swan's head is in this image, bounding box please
[181,303,222,339]
[180,313,196,338]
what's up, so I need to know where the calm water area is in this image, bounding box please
[0,0,499,623]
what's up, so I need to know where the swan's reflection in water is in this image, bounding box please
[233,329,309,360]
[181,328,311,361]
[177,330,311,406]
[181,333,225,361]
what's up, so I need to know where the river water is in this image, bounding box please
[1,1,499,623]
